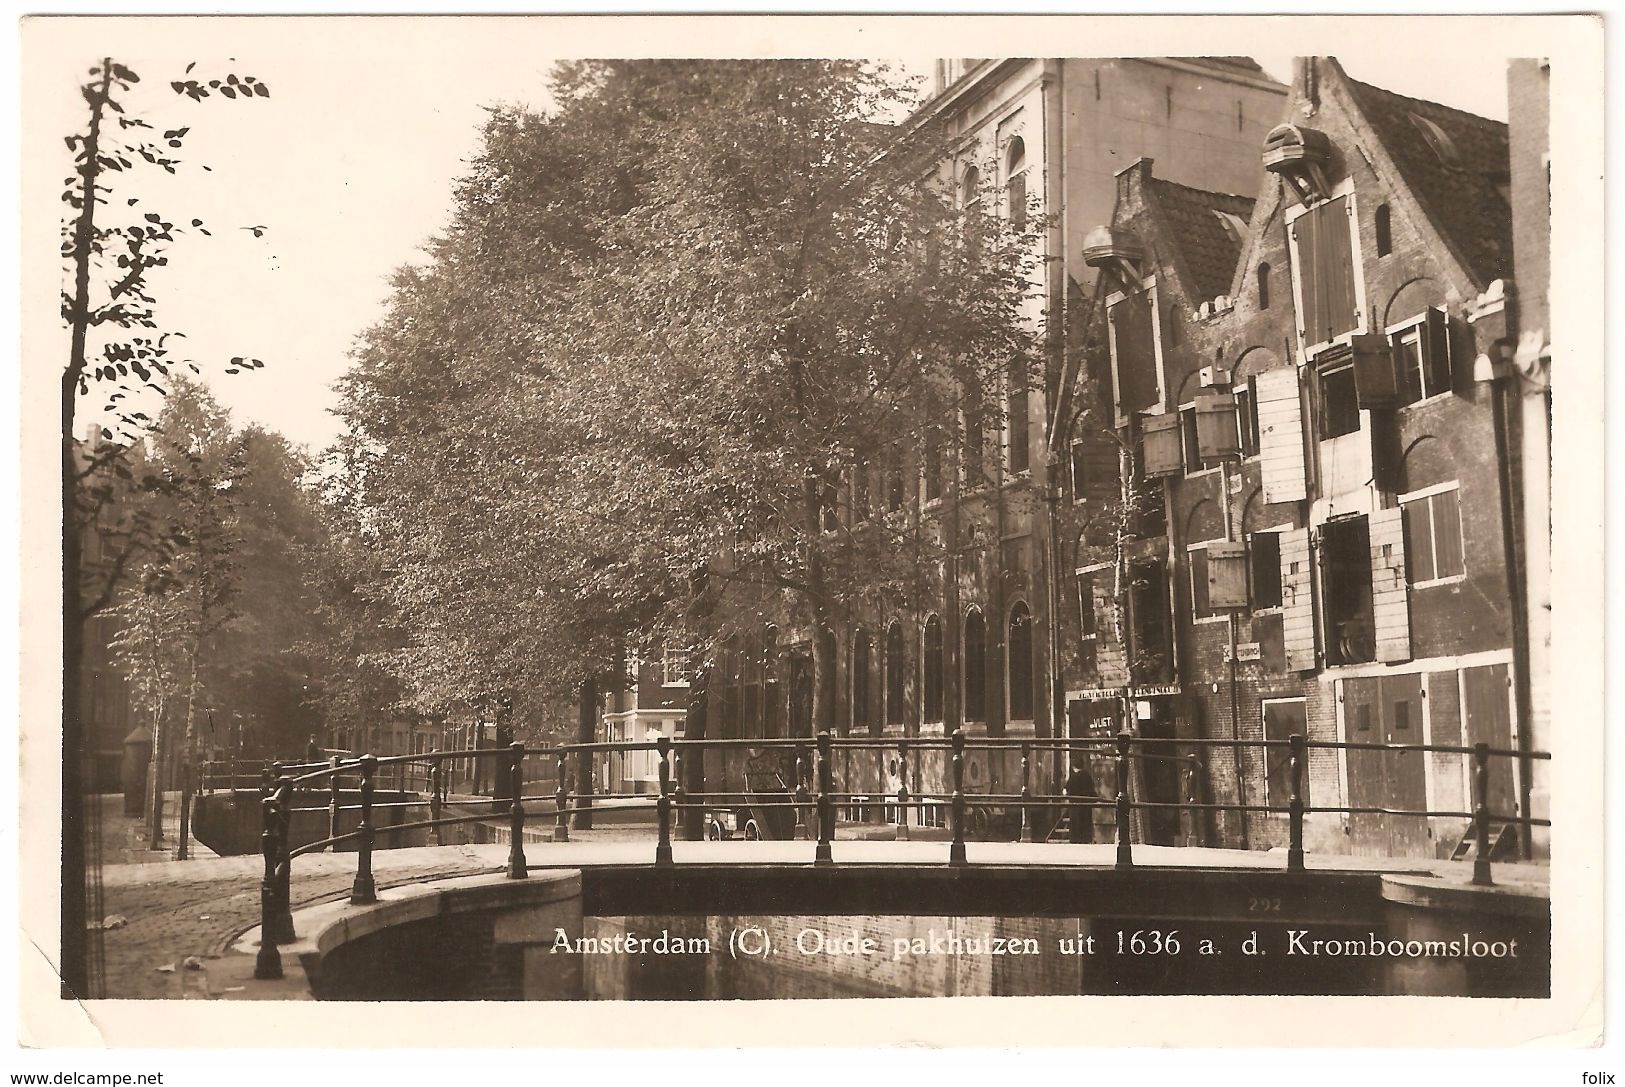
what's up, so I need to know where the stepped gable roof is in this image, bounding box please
[1145,176,1257,301]
[1342,74,1512,286]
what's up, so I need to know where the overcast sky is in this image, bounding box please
[24,18,1522,453]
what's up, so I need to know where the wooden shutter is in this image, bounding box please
[1195,392,1240,458]
[1279,527,1316,671]
[1110,291,1161,417]
[1205,541,1249,609]
[1351,333,1397,408]
[1254,368,1307,503]
[1369,506,1412,662]
[1294,197,1359,347]
[1141,413,1183,477]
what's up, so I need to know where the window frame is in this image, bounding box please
[1398,480,1467,589]
[1314,356,1362,442]
[1285,180,1369,362]
[660,647,691,688]
[1386,309,1453,408]
[1247,524,1290,615]
[1073,560,1111,645]
[1235,376,1261,460]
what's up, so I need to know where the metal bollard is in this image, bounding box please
[327,756,342,852]
[1114,731,1133,870]
[555,749,570,842]
[507,741,528,879]
[350,754,377,905]
[1287,733,1306,872]
[428,760,443,846]
[949,729,967,867]
[655,735,674,866]
[815,730,834,866]
[1019,742,1033,843]
[253,793,283,980]
[1471,742,1493,886]
[895,741,910,842]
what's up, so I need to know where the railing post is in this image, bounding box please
[815,730,834,866]
[655,736,674,866]
[271,775,295,943]
[949,729,968,867]
[1472,741,1494,886]
[327,756,342,852]
[252,793,283,980]
[555,748,570,842]
[1019,742,1034,843]
[1184,752,1201,847]
[428,760,443,845]
[673,747,688,843]
[507,741,528,879]
[895,740,910,842]
[350,754,377,905]
[1287,734,1306,872]
[1114,730,1133,870]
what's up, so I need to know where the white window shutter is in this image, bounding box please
[1254,368,1308,503]
[1279,527,1316,671]
[1369,507,1412,662]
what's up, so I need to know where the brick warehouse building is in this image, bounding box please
[604,57,1289,829]
[1067,57,1544,861]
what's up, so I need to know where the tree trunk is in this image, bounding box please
[60,58,113,1000]
[571,674,596,830]
[175,645,200,859]
[146,697,167,850]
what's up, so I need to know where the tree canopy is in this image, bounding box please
[336,60,1046,731]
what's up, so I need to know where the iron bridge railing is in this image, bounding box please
[246,731,1549,983]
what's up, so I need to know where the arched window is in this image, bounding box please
[885,621,906,728]
[1004,137,1028,232]
[851,630,872,735]
[963,608,986,723]
[1257,262,1271,310]
[922,614,944,723]
[1375,203,1392,257]
[1007,602,1035,722]
[961,164,981,208]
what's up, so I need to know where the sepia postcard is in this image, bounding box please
[12,10,1607,1057]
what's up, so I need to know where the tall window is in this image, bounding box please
[963,608,986,722]
[851,631,872,734]
[923,428,944,504]
[1076,573,1097,638]
[1392,309,1453,406]
[1257,262,1271,310]
[1007,602,1035,722]
[1374,203,1393,257]
[885,445,905,511]
[885,621,905,728]
[1004,136,1028,232]
[1248,530,1283,611]
[922,615,944,723]
[1401,484,1465,586]
[963,384,985,488]
[1008,359,1031,474]
[961,164,982,246]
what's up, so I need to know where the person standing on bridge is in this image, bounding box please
[1066,752,1097,844]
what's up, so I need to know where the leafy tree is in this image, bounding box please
[334,61,1044,820]
[110,379,240,851]
[59,56,270,995]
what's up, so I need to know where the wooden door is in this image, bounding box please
[1379,673,1429,856]
[1342,677,1387,853]
[1462,664,1516,819]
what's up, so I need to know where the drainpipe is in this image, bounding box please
[1219,458,1249,850]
